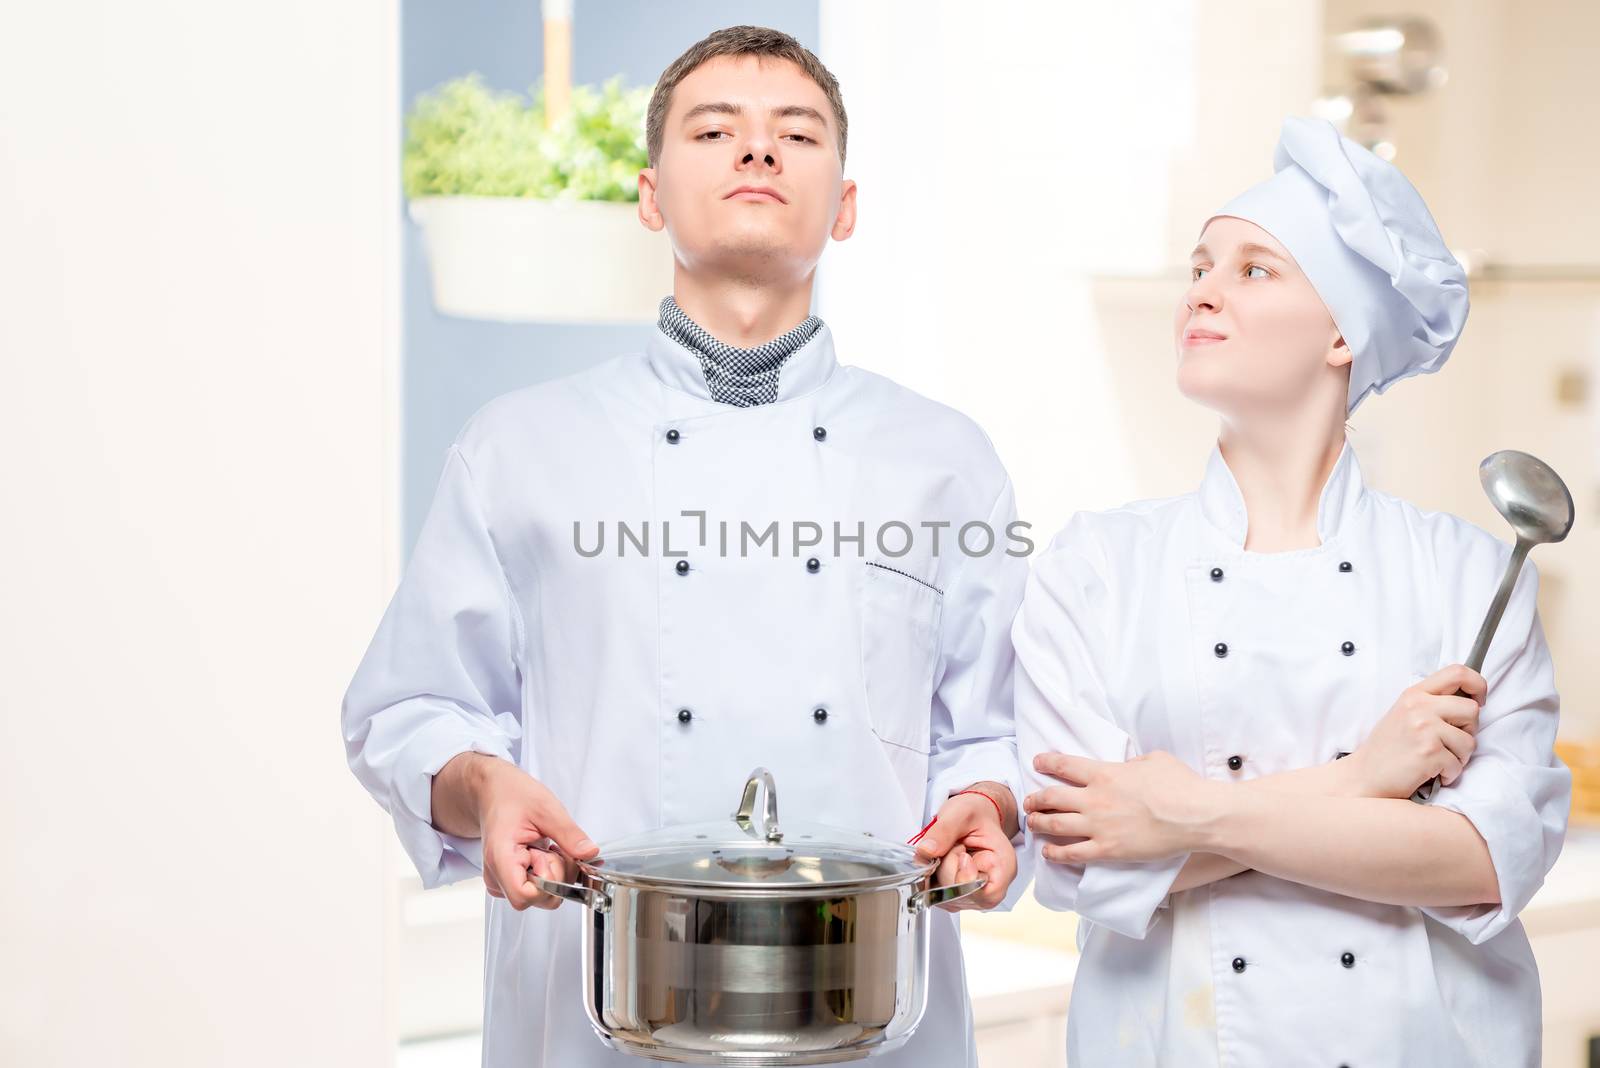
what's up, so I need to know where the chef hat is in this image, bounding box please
[1207,117,1469,414]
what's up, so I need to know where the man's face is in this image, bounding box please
[639,55,856,281]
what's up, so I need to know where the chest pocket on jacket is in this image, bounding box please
[857,559,942,756]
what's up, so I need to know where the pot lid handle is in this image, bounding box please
[733,767,783,842]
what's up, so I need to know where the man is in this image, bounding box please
[344,25,1029,1066]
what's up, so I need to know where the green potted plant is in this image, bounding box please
[403,74,671,322]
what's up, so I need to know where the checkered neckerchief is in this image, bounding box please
[657,295,823,407]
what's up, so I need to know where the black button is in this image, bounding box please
[813,707,828,724]
[1227,755,1243,772]
[813,426,827,441]
[1231,957,1246,973]
[806,557,821,573]
[665,428,681,444]
[1341,640,1356,656]
[1339,560,1353,573]
[1214,642,1229,658]
[1210,567,1224,582]
[676,708,693,724]
[1341,951,1356,968]
[675,559,690,575]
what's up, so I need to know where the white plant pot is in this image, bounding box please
[408,195,674,323]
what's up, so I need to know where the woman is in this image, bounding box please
[1014,117,1570,1067]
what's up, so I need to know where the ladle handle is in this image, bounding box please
[1412,538,1532,802]
[1463,539,1530,674]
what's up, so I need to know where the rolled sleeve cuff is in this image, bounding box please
[390,716,514,890]
[926,745,1031,912]
[1072,852,1189,940]
[1422,762,1564,945]
[926,746,1025,846]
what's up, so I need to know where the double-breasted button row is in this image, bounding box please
[659,422,826,577]
[1208,560,1353,582]
[673,558,823,574]
[675,706,830,725]
[1212,639,1355,658]
[1208,558,1357,656]
[1213,556,1360,1011]
[664,426,828,444]
[1226,951,1356,976]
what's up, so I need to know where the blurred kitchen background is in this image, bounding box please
[5,1,1599,1065]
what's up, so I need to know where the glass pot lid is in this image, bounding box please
[577,768,935,890]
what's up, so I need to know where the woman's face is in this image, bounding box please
[1174,216,1350,417]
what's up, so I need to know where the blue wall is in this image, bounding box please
[400,0,821,553]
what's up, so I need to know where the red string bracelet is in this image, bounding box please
[951,788,1005,826]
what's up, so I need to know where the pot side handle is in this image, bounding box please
[530,874,612,913]
[909,875,988,914]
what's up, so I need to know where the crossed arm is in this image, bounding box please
[1149,757,1494,906]
[1025,665,1501,908]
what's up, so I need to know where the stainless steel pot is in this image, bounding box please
[533,767,985,1064]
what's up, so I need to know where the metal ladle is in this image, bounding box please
[1414,450,1574,801]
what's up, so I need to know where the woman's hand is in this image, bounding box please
[1347,664,1486,798]
[1025,751,1218,864]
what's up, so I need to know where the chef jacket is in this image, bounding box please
[1014,439,1569,1067]
[343,321,1032,1067]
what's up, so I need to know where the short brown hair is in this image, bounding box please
[646,26,848,169]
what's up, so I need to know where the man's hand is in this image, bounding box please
[911,784,1019,912]
[1347,664,1486,798]
[1025,751,1216,864]
[431,753,599,911]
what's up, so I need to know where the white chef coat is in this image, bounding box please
[1013,439,1570,1067]
[343,321,1032,1067]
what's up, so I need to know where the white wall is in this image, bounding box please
[0,3,400,1065]
[817,0,1324,543]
